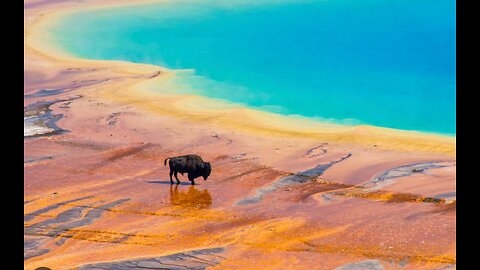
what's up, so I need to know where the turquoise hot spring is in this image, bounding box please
[51,0,456,135]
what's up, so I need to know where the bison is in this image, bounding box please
[164,154,211,185]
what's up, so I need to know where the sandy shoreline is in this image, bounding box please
[24,1,456,269]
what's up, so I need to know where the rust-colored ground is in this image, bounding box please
[24,1,455,269]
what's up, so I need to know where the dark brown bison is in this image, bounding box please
[164,154,211,185]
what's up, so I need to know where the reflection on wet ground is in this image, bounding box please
[24,131,455,269]
[24,149,456,269]
[169,184,212,209]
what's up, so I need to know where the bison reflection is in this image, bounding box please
[169,185,212,208]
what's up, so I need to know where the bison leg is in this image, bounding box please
[174,171,180,184]
[188,174,195,185]
[169,170,174,184]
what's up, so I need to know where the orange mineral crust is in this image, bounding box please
[24,0,455,269]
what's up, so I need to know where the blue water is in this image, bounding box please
[51,0,456,135]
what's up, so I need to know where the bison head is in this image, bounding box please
[202,162,211,180]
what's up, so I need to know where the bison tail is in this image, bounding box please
[164,157,170,166]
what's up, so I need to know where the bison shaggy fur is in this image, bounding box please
[164,154,211,185]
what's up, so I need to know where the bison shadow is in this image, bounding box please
[145,180,192,186]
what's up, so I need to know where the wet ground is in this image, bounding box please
[24,127,456,269]
[24,73,455,270]
[24,1,455,268]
